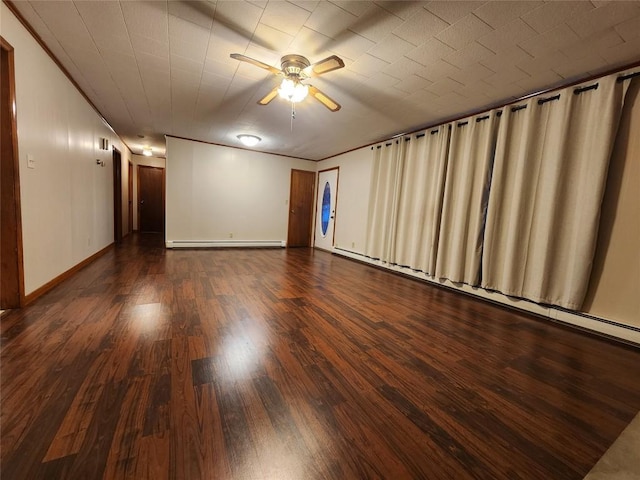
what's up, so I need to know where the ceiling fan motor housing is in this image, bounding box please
[281,54,310,78]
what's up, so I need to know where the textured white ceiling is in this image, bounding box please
[9,0,640,160]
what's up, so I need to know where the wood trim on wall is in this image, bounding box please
[2,0,134,159]
[0,35,25,308]
[24,243,113,306]
[165,134,313,162]
[318,61,640,161]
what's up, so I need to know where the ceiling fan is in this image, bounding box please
[230,53,345,112]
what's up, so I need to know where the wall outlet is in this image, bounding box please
[229,233,233,238]
[352,242,355,248]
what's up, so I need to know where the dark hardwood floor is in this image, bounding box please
[2,233,639,479]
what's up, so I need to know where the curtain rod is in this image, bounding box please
[538,94,561,105]
[617,71,640,82]
[574,83,598,95]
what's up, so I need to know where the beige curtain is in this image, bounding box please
[391,126,451,273]
[365,140,405,262]
[435,111,500,285]
[482,74,630,310]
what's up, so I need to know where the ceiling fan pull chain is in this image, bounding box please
[291,102,295,131]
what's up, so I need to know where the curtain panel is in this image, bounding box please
[435,111,500,285]
[365,140,405,262]
[482,74,631,310]
[391,127,451,274]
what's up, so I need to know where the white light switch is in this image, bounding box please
[27,154,35,169]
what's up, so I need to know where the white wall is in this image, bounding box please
[2,4,131,296]
[131,154,166,230]
[165,137,315,245]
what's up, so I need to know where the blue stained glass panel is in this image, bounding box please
[321,182,331,236]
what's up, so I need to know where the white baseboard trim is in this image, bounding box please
[166,240,286,248]
[332,247,640,346]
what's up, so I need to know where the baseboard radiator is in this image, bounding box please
[166,240,286,249]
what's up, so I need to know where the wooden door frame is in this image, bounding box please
[1,36,25,308]
[313,167,340,249]
[112,147,123,243]
[287,169,316,247]
[128,161,133,235]
[137,164,165,234]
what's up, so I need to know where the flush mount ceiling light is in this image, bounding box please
[142,146,153,157]
[237,134,261,147]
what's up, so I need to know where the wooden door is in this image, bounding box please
[287,169,315,247]
[1,38,24,309]
[138,165,165,233]
[113,148,123,243]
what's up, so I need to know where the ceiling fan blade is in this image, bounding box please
[258,85,280,105]
[308,86,341,112]
[230,53,282,75]
[302,55,345,78]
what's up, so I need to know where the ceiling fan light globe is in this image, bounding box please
[278,78,308,103]
[292,83,309,103]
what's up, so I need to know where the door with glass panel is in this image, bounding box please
[314,167,339,251]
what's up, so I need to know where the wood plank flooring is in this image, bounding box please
[2,233,639,479]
